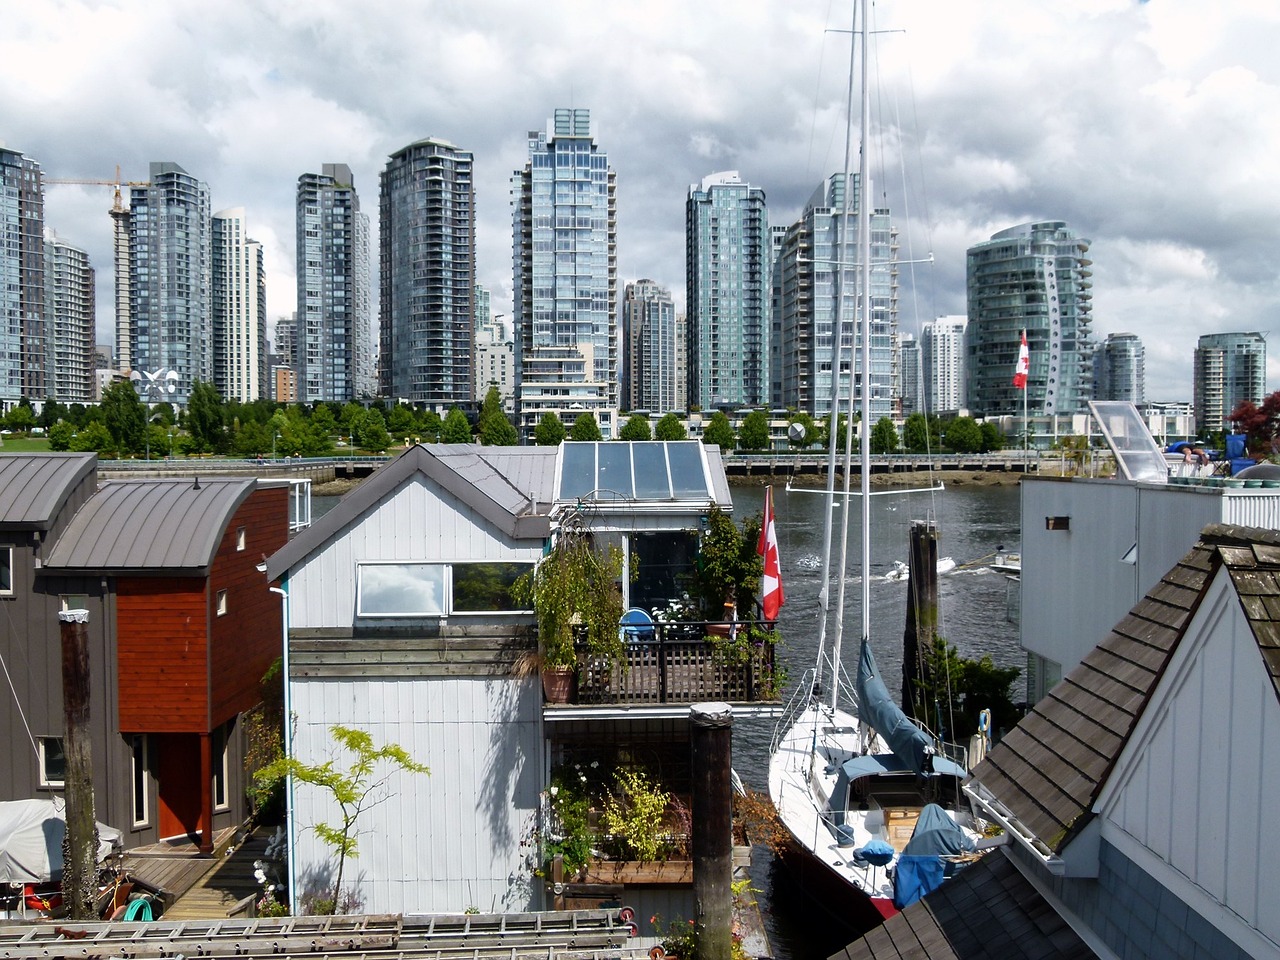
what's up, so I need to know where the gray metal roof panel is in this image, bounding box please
[44,478,255,573]
[267,445,551,580]
[0,453,96,529]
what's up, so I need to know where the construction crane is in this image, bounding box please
[44,165,150,212]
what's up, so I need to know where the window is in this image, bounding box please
[131,735,149,826]
[213,730,229,810]
[356,562,534,618]
[357,563,446,617]
[39,737,65,787]
[236,527,246,551]
[216,590,228,616]
[452,563,533,613]
[0,545,12,595]
[60,594,89,612]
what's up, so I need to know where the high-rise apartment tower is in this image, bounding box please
[622,280,678,414]
[1194,332,1265,435]
[512,108,617,438]
[0,146,46,401]
[44,236,96,403]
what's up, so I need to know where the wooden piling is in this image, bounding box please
[59,609,98,921]
[902,521,940,721]
[691,701,733,960]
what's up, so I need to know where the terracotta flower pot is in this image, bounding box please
[541,666,576,703]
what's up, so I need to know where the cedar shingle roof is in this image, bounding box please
[967,523,1280,854]
[832,851,1092,960]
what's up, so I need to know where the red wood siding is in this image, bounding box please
[117,578,208,731]
[209,488,287,726]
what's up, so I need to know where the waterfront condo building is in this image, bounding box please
[685,171,769,410]
[474,314,514,411]
[211,208,267,402]
[1193,331,1265,435]
[296,165,373,403]
[512,108,618,439]
[773,173,896,421]
[921,315,967,415]
[897,332,921,416]
[44,236,96,403]
[0,146,46,403]
[125,162,212,406]
[964,221,1093,418]
[621,279,678,414]
[1093,331,1145,405]
[379,140,475,406]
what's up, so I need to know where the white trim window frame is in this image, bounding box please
[355,561,534,618]
[130,735,149,827]
[39,737,65,788]
[0,545,13,596]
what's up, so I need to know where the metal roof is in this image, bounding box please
[43,477,257,574]
[267,445,554,580]
[967,523,1280,856]
[836,850,1092,960]
[0,453,96,531]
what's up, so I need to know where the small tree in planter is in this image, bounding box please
[513,521,625,697]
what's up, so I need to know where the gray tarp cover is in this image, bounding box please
[0,799,123,883]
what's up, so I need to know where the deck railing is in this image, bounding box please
[573,622,778,705]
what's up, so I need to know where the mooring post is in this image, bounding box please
[59,608,99,921]
[691,701,733,960]
[902,520,940,722]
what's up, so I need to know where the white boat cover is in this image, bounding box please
[0,799,123,883]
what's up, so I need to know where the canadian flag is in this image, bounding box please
[1013,331,1029,390]
[758,485,784,622]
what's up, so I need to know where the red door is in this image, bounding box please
[155,734,203,842]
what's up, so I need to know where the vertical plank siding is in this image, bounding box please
[210,488,287,724]
[288,477,541,629]
[116,577,209,730]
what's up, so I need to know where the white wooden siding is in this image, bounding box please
[1100,576,1280,946]
[287,476,541,629]
[290,676,543,914]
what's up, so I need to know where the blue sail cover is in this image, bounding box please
[856,638,935,776]
[902,803,976,857]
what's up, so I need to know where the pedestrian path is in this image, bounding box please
[162,828,269,920]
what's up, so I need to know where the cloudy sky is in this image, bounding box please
[5,0,1279,402]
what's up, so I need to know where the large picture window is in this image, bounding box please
[357,563,446,617]
[356,562,533,618]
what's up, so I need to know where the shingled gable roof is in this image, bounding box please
[833,850,1093,960]
[266,444,553,580]
[43,477,257,574]
[0,453,96,531]
[966,523,1280,857]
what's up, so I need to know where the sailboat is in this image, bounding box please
[767,1,985,931]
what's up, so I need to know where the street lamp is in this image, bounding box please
[272,430,278,460]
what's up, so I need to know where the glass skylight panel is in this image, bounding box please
[633,445,673,499]
[559,442,596,501]
[1089,401,1169,483]
[667,442,710,498]
[596,443,634,499]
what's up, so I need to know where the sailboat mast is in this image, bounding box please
[828,0,872,714]
[813,0,861,696]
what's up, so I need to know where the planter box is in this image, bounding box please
[581,859,693,885]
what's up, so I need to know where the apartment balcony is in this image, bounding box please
[558,621,780,707]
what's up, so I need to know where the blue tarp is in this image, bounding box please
[894,855,945,908]
[856,838,895,866]
[855,639,935,776]
[902,803,975,857]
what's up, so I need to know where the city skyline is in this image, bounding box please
[5,1,1279,402]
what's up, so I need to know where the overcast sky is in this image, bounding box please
[5,0,1278,404]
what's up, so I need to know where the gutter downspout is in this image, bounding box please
[268,582,298,915]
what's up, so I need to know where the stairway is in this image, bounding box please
[162,828,270,920]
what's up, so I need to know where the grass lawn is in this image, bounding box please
[0,435,51,453]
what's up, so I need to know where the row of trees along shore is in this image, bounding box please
[2,383,1010,457]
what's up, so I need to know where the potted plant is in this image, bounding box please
[694,508,762,631]
[514,521,625,702]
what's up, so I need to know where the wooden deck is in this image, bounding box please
[119,827,240,908]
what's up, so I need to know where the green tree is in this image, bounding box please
[100,380,146,455]
[618,414,652,441]
[310,403,337,440]
[569,412,602,442]
[234,419,273,458]
[70,420,113,453]
[257,727,428,914]
[913,637,1021,740]
[820,413,852,453]
[738,410,771,451]
[654,412,687,441]
[387,404,416,440]
[38,399,68,430]
[870,416,899,455]
[903,413,931,453]
[787,412,817,448]
[702,411,735,450]
[477,387,518,445]
[943,416,983,454]
[416,409,442,442]
[186,381,226,454]
[149,401,177,427]
[441,407,472,444]
[357,409,391,452]
[5,404,36,434]
[534,412,566,446]
[979,421,1004,453]
[48,421,74,451]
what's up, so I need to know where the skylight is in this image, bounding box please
[557,442,712,502]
